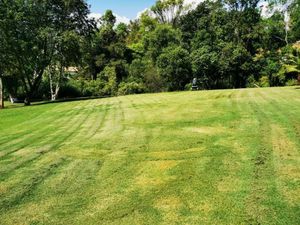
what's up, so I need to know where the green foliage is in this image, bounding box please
[290,0,300,41]
[157,46,191,91]
[117,81,146,95]
[151,0,186,26]
[1,0,300,102]
[285,79,298,86]
[191,46,219,89]
[246,75,258,88]
[143,24,181,61]
[259,76,270,87]
[101,10,116,27]
[98,65,118,96]
[0,0,94,104]
[261,13,287,50]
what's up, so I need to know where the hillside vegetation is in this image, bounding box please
[0,87,299,224]
[1,0,300,107]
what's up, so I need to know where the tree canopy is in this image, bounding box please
[0,0,299,107]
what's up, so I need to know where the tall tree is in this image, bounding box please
[143,24,181,62]
[0,0,94,105]
[0,2,17,109]
[48,31,82,101]
[157,46,191,90]
[290,0,300,41]
[151,0,188,26]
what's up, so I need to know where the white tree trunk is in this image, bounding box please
[51,82,60,101]
[284,10,290,45]
[49,65,63,101]
[53,83,60,101]
[0,77,4,109]
[49,72,55,101]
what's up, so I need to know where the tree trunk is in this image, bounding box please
[49,65,63,101]
[23,69,45,106]
[49,75,60,101]
[285,26,289,45]
[284,11,289,45]
[0,77,4,109]
[49,72,55,100]
[51,83,60,101]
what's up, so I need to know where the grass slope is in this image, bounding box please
[0,87,299,225]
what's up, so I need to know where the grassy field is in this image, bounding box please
[0,87,299,225]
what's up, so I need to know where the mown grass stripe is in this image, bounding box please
[0,87,299,224]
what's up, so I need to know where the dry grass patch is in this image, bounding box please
[135,160,178,188]
[154,196,182,210]
[154,196,182,225]
[146,148,204,160]
[195,201,213,213]
[217,177,242,193]
[184,126,226,135]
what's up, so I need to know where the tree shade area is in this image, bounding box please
[0,87,299,224]
[0,0,300,107]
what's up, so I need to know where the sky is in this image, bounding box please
[87,0,156,20]
[87,0,203,24]
[87,1,289,25]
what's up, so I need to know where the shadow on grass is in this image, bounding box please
[2,96,112,110]
[34,96,111,106]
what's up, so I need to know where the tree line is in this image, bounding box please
[0,0,299,108]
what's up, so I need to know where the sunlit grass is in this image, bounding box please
[0,87,299,224]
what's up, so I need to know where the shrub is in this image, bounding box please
[117,81,146,95]
[258,76,270,87]
[246,75,257,88]
[185,83,192,91]
[285,79,298,86]
[157,46,192,91]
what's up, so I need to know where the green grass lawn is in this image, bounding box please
[0,87,299,225]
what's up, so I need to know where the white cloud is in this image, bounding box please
[89,13,130,25]
[136,8,150,19]
[89,12,101,21]
[115,14,130,25]
[135,0,204,19]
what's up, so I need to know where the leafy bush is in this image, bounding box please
[157,46,192,91]
[285,79,298,86]
[98,65,118,96]
[58,82,82,98]
[118,81,146,95]
[258,76,270,87]
[246,75,258,88]
[185,83,192,91]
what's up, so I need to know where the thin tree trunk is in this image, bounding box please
[24,69,45,106]
[49,65,62,101]
[285,27,289,45]
[49,72,54,100]
[284,11,289,45]
[53,83,60,101]
[0,77,4,109]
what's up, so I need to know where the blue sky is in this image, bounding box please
[87,0,156,19]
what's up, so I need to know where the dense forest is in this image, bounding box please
[0,0,299,106]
